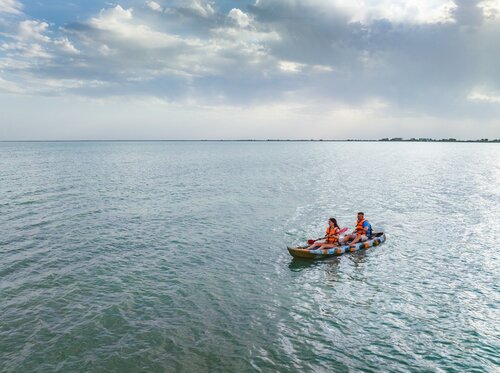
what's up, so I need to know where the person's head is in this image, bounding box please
[357,212,364,221]
[328,218,339,228]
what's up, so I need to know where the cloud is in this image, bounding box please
[453,0,484,25]
[480,0,500,19]
[468,86,500,104]
[57,4,283,100]
[279,60,304,73]
[1,40,51,58]
[335,0,457,24]
[17,20,50,42]
[54,37,80,54]
[146,1,163,13]
[0,0,499,131]
[186,0,215,18]
[161,0,216,21]
[228,8,251,28]
[244,0,500,117]
[86,5,183,48]
[0,0,22,15]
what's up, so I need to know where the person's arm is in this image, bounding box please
[361,222,369,235]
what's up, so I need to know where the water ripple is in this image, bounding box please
[0,142,499,372]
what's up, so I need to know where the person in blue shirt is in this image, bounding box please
[341,212,372,246]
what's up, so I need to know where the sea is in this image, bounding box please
[1,141,499,372]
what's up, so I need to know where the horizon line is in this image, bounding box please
[0,138,499,143]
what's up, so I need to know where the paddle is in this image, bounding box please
[307,227,348,244]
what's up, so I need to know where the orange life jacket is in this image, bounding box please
[355,219,369,236]
[325,226,339,243]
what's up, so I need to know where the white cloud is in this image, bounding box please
[98,43,116,56]
[146,1,163,13]
[468,86,500,104]
[311,64,335,73]
[210,26,280,43]
[479,0,500,19]
[279,61,304,73]
[313,0,457,24]
[60,4,280,81]
[188,0,215,18]
[88,5,181,48]
[0,0,22,15]
[54,37,79,54]
[17,20,50,42]
[228,8,251,28]
[21,42,51,58]
[0,55,31,69]
[1,0,499,137]
[32,77,108,90]
[0,41,51,58]
[0,71,109,95]
[89,5,133,28]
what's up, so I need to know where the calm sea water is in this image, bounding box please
[0,141,499,372]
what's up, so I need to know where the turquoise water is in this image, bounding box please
[0,141,499,372]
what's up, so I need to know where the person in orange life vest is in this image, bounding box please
[306,218,341,250]
[341,212,372,246]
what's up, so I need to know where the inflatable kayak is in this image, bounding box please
[287,232,386,259]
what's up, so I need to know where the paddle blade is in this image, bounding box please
[338,227,349,234]
[307,239,315,244]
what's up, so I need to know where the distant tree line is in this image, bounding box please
[255,138,500,142]
[377,138,499,142]
[203,138,500,142]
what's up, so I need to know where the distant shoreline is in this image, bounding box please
[0,138,498,143]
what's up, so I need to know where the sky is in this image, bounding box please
[0,0,499,140]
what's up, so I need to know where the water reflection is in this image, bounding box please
[287,258,319,272]
[348,250,368,267]
[288,256,341,276]
[323,257,341,283]
[346,251,369,283]
[288,250,370,285]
